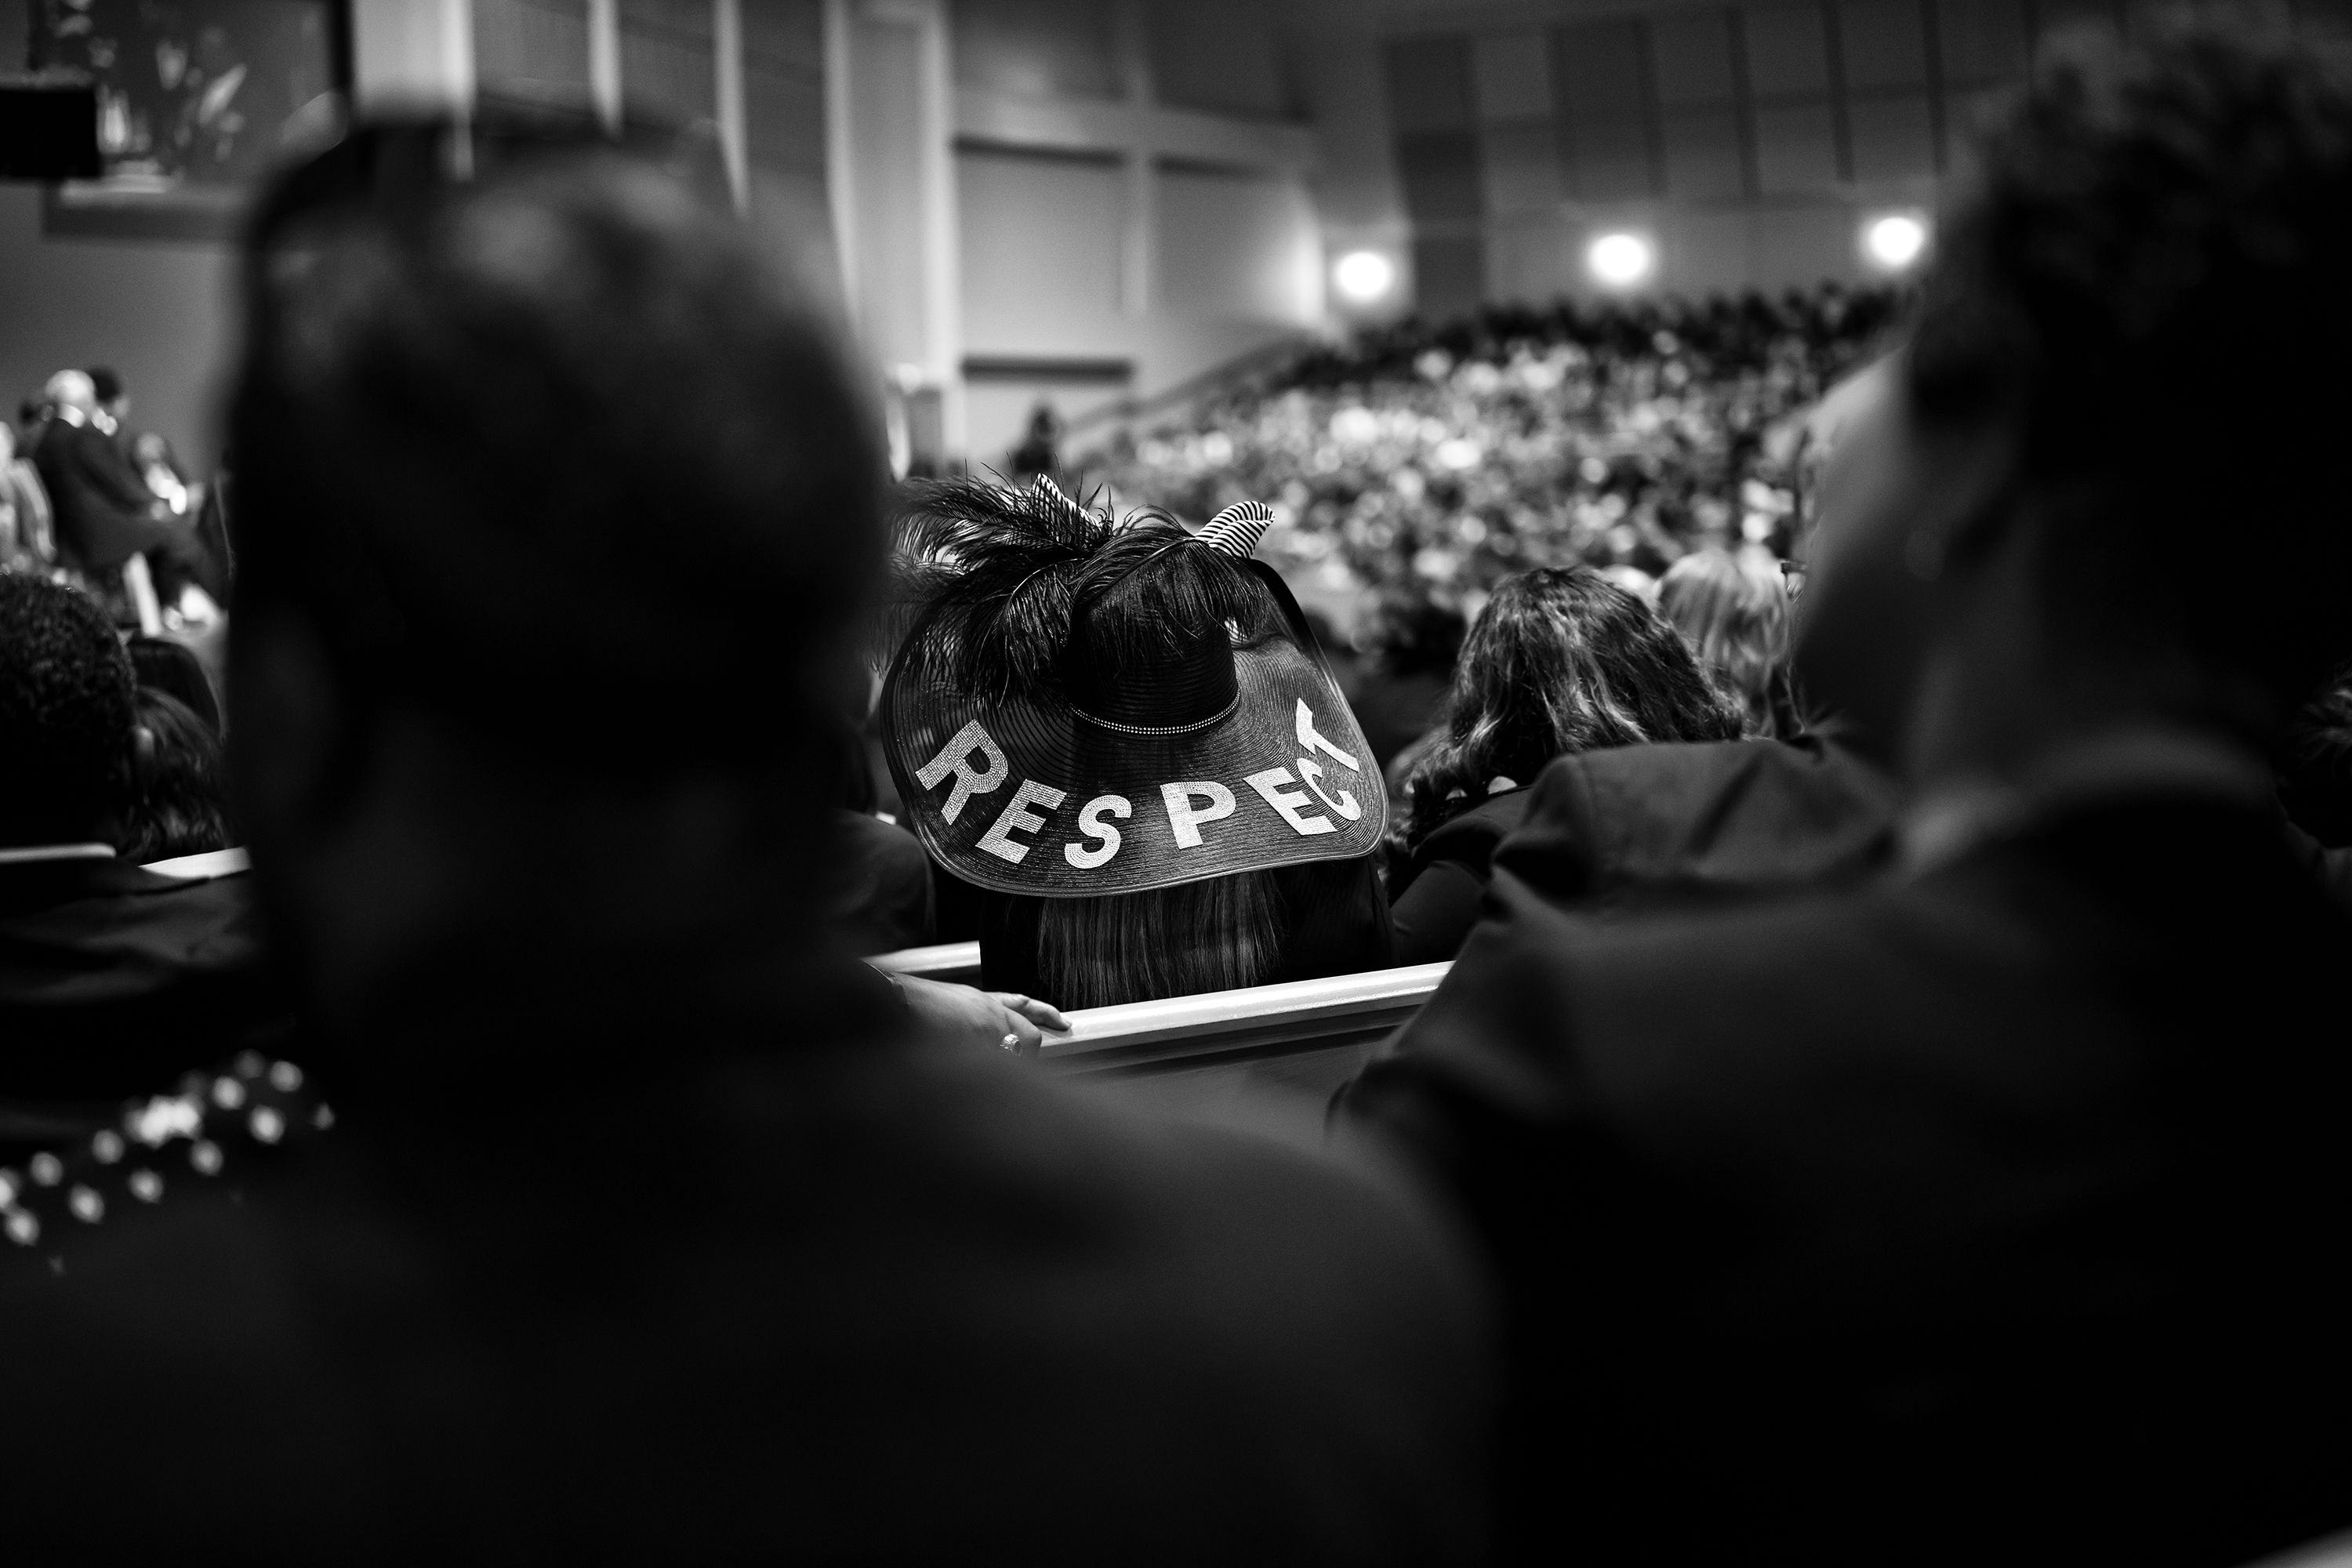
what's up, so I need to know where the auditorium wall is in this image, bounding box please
[0,0,237,466]
[1288,0,2344,319]
[949,0,1323,468]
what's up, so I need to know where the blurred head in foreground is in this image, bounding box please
[1796,33,2352,770]
[1797,32,2352,771]
[1396,565,1738,852]
[227,118,883,1040]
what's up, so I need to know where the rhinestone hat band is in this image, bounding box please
[0,1051,331,1258]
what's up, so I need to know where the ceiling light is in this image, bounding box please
[1586,231,1655,289]
[1862,212,1930,271]
[1332,250,1396,304]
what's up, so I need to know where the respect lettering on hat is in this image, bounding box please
[912,699,1368,872]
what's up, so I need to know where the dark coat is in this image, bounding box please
[1343,786,2352,1567]
[0,967,1490,1562]
[1,860,289,1152]
[827,808,935,954]
[31,416,172,573]
[1494,732,1896,911]
[1386,735,1896,964]
[1388,788,1532,965]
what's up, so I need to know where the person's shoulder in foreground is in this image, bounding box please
[0,986,1488,1562]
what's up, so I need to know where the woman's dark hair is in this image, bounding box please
[1657,549,1798,739]
[118,688,234,863]
[126,636,222,733]
[1396,567,1739,852]
[1368,592,1468,679]
[1025,859,1364,1010]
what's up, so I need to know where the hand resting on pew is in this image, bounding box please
[886,971,1070,1056]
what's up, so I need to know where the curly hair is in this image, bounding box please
[1395,567,1740,854]
[1909,29,2352,704]
[0,575,136,844]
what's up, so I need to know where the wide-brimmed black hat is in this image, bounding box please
[881,479,1385,898]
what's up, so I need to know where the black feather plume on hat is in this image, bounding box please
[890,477,1285,708]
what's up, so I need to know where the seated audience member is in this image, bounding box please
[1454,365,1904,930]
[886,480,1394,1007]
[1386,567,1740,964]
[131,431,192,514]
[0,575,283,1150]
[1657,546,1799,737]
[30,370,210,615]
[0,122,1486,1560]
[118,688,234,866]
[1356,590,1466,771]
[85,365,132,448]
[1343,33,2352,1567]
[1,420,56,572]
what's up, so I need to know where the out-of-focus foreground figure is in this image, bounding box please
[1345,32,2352,1567]
[0,120,1488,1561]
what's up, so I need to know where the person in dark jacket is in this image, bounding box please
[0,120,1490,1562]
[1386,567,1740,964]
[29,370,209,604]
[1342,32,2352,1567]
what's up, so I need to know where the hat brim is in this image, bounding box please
[883,567,1388,898]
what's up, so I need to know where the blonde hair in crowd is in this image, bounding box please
[1657,548,1793,738]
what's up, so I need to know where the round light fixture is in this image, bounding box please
[1586,231,1655,289]
[1332,250,1396,304]
[1862,212,1930,271]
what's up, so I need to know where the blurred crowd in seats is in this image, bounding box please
[1082,282,1902,626]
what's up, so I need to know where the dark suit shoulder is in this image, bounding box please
[1498,735,1896,907]
[1398,789,1533,895]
